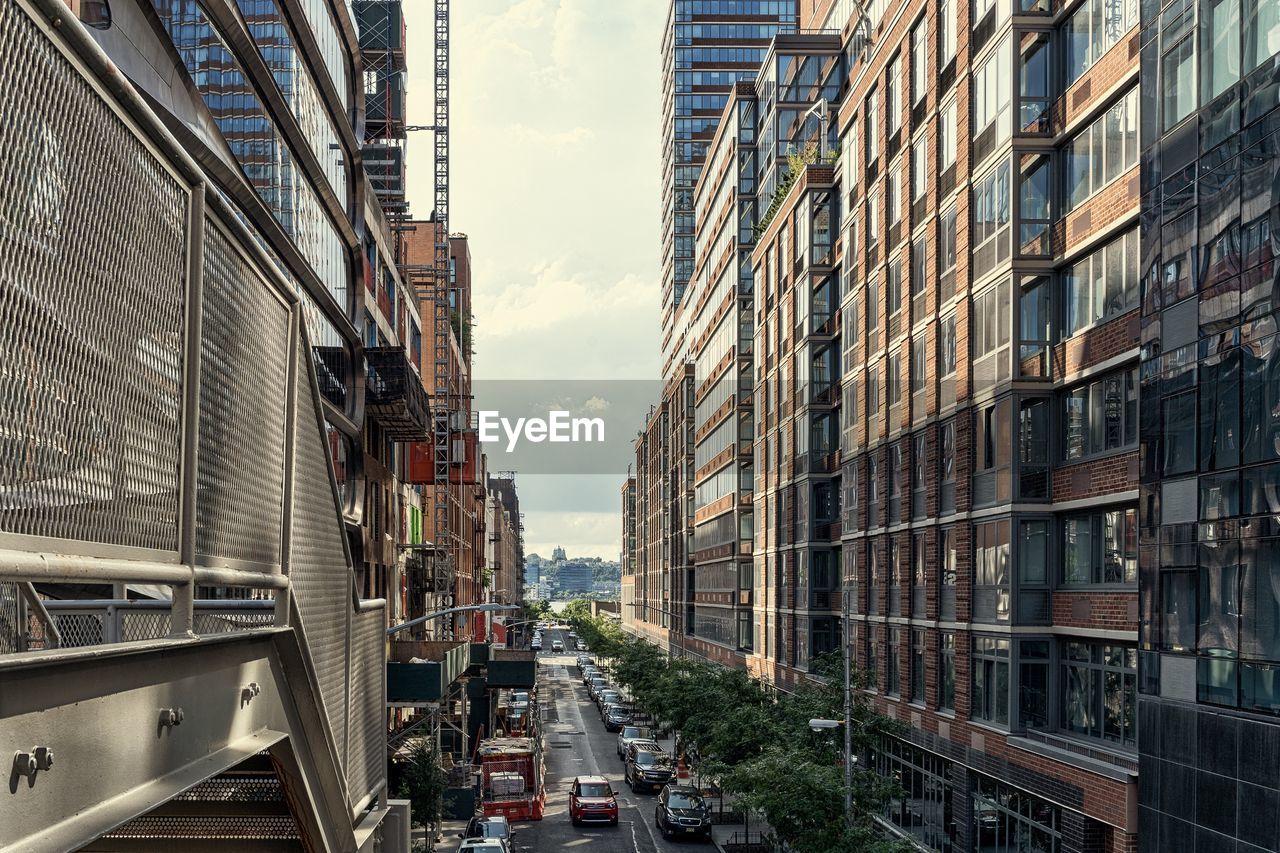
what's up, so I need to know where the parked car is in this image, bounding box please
[581,666,599,684]
[569,775,619,826]
[625,742,675,792]
[596,689,622,714]
[604,704,633,732]
[588,676,608,700]
[461,815,514,849]
[655,785,712,841]
[552,639,564,652]
[577,640,588,651]
[617,727,655,759]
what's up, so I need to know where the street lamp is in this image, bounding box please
[385,602,519,637]
[808,716,856,828]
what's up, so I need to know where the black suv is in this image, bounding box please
[624,742,675,792]
[655,784,712,841]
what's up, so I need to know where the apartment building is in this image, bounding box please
[629,0,1167,847]
[1135,2,1280,852]
[486,474,526,606]
[632,398,676,649]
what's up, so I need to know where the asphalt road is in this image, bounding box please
[474,626,703,853]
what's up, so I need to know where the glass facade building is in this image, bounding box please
[660,0,796,313]
[1137,1,1280,850]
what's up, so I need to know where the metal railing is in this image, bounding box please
[0,0,387,840]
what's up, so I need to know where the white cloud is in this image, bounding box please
[402,0,667,553]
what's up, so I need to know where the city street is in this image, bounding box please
[442,627,699,853]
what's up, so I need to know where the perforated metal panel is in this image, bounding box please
[288,336,351,771]
[347,607,387,805]
[196,220,291,567]
[0,4,187,551]
[0,584,17,654]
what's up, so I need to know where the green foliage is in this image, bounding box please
[566,613,909,851]
[396,740,447,829]
[753,142,822,238]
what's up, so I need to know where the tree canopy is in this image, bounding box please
[564,612,914,853]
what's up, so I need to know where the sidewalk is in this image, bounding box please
[410,815,469,853]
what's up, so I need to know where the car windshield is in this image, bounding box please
[668,792,705,810]
[636,751,670,767]
[579,783,611,797]
[479,823,508,838]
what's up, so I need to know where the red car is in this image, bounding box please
[569,775,619,827]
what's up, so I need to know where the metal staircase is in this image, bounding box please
[0,0,405,848]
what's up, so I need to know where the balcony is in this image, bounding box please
[365,346,431,441]
[387,640,471,704]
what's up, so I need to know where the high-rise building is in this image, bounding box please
[660,0,797,318]
[1136,2,1280,851]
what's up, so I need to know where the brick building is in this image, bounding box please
[628,0,1167,848]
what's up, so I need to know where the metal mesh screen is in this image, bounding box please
[288,336,351,772]
[0,4,187,551]
[347,607,387,805]
[195,221,290,566]
[0,583,18,654]
[100,815,299,840]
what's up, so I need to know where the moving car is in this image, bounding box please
[531,638,542,652]
[569,775,618,826]
[604,704,633,732]
[616,727,654,759]
[461,815,514,849]
[624,742,675,792]
[551,639,564,652]
[655,785,712,841]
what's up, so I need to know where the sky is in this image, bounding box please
[403,0,665,560]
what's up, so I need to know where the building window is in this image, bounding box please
[872,740,954,852]
[865,88,880,163]
[972,33,1011,161]
[972,157,1012,280]
[911,336,926,397]
[1062,365,1138,459]
[867,191,881,250]
[865,625,879,687]
[887,626,901,695]
[974,518,1011,623]
[939,99,957,173]
[1063,228,1139,335]
[912,530,927,612]
[912,139,928,204]
[1061,642,1137,749]
[1161,390,1197,475]
[972,636,1010,725]
[1244,0,1280,73]
[1064,88,1138,212]
[1202,0,1241,102]
[888,256,903,326]
[939,421,956,514]
[939,632,956,710]
[972,775,1060,853]
[886,53,902,136]
[1063,507,1138,584]
[1065,0,1139,85]
[911,18,929,107]
[1019,639,1050,730]
[910,629,926,702]
[972,277,1011,363]
[887,165,902,228]
[940,0,956,66]
[1162,35,1196,130]
[939,204,957,301]
[888,351,903,406]
[939,314,957,377]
